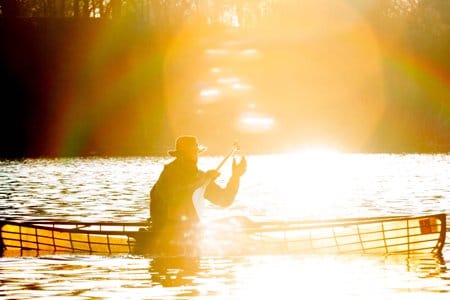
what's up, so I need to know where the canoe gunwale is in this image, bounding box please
[244,214,446,232]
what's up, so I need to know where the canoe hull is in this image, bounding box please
[0,214,446,256]
[245,214,447,255]
[0,222,140,256]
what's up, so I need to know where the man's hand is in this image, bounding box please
[205,169,220,180]
[194,170,220,189]
[232,156,247,177]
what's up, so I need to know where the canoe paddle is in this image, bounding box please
[192,141,240,220]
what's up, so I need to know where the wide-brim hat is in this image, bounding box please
[168,135,207,157]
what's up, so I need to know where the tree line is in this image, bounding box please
[0,1,449,156]
[0,0,272,27]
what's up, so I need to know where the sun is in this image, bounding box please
[265,147,349,220]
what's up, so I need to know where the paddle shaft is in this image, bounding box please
[192,142,239,219]
[214,142,239,172]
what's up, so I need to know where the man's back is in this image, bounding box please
[150,159,200,231]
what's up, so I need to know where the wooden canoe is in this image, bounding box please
[0,213,446,256]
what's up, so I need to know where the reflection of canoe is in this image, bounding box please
[0,214,446,256]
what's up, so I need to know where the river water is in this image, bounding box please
[0,153,449,299]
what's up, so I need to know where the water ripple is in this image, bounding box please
[0,154,449,299]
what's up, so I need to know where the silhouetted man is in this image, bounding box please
[149,135,246,236]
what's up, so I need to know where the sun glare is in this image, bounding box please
[265,148,351,220]
[233,256,391,299]
[238,113,275,132]
[217,76,240,84]
[161,0,385,153]
[231,82,252,91]
[210,67,222,74]
[200,88,221,97]
[294,146,342,158]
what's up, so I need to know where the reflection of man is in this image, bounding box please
[149,257,200,288]
[149,135,246,234]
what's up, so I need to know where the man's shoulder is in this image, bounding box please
[163,159,203,176]
[162,159,177,172]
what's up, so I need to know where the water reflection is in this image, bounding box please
[405,254,448,278]
[0,253,448,299]
[149,257,207,298]
[148,256,237,298]
[0,155,449,298]
[149,257,200,288]
[1,154,449,223]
